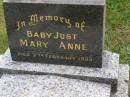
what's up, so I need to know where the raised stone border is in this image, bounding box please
[0,64,129,97]
[0,74,111,97]
[0,49,119,93]
[111,64,129,97]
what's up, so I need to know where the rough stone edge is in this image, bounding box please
[3,0,105,5]
[111,64,129,97]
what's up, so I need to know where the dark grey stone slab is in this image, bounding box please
[0,74,111,97]
[0,74,2,78]
[0,49,119,93]
[0,55,3,77]
[111,64,129,97]
[0,72,3,78]
[3,1,105,67]
[4,0,105,5]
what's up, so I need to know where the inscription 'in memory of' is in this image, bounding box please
[16,14,86,32]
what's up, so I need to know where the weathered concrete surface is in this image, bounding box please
[0,74,111,97]
[0,49,119,92]
[111,64,129,97]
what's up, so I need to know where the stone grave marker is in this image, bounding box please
[3,0,105,67]
[0,0,129,97]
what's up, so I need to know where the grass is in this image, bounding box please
[105,0,130,65]
[0,0,7,54]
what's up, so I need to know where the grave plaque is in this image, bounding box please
[3,0,105,67]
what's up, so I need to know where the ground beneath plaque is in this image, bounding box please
[0,64,129,97]
[0,49,120,92]
[0,49,129,97]
[0,74,111,97]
